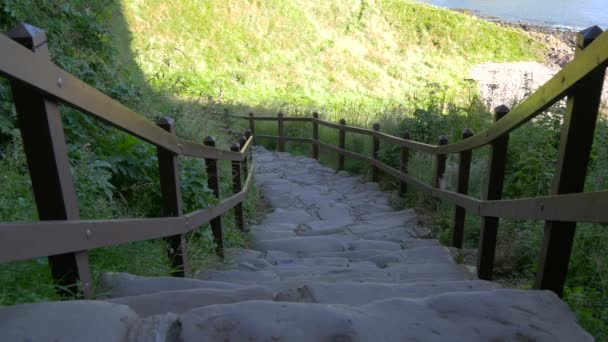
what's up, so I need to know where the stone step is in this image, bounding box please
[1,146,588,341]
[196,262,473,284]
[273,280,501,305]
[99,272,248,298]
[105,285,273,317]
[0,288,590,341]
[101,278,500,317]
[177,289,592,342]
[1,301,141,341]
[254,236,351,256]
[226,246,456,271]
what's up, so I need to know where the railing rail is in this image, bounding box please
[0,23,254,298]
[237,25,608,297]
[2,23,607,300]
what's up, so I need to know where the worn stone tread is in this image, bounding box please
[178,290,592,342]
[0,147,589,341]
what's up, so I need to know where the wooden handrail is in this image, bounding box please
[0,34,246,162]
[0,23,258,298]
[242,26,608,298]
[2,23,607,301]
[318,141,608,223]
[237,29,608,156]
[0,163,255,263]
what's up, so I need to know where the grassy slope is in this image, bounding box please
[1,0,605,338]
[120,0,544,123]
[117,2,608,338]
[0,0,543,304]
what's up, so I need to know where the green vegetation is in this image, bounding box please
[0,0,606,339]
[0,0,252,304]
[120,0,543,122]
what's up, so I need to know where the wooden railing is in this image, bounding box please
[238,25,608,297]
[0,24,254,298]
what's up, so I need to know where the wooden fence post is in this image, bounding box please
[278,112,285,152]
[204,136,224,259]
[535,26,606,296]
[400,132,411,195]
[312,112,319,159]
[433,135,449,188]
[451,128,474,249]
[477,105,510,280]
[248,112,256,145]
[338,119,346,170]
[156,117,189,277]
[372,123,380,182]
[231,143,245,232]
[8,23,93,298]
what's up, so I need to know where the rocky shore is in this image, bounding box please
[456,11,607,109]
[496,21,576,68]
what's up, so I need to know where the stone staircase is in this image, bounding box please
[0,147,591,341]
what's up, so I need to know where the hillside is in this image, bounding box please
[118,0,545,122]
[2,0,607,339]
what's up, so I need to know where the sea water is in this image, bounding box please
[417,0,608,30]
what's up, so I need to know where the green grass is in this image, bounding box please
[0,0,254,305]
[119,0,544,124]
[4,0,605,338]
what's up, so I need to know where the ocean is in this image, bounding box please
[417,0,608,30]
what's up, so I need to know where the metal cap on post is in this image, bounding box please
[494,105,510,120]
[462,128,474,140]
[204,136,224,258]
[239,135,247,151]
[204,136,216,146]
[8,23,93,298]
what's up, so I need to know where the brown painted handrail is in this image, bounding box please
[2,23,607,301]
[236,29,608,155]
[0,34,246,162]
[318,141,608,223]
[0,23,260,298]
[0,163,255,263]
[240,26,608,298]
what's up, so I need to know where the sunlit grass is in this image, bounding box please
[120,0,545,124]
